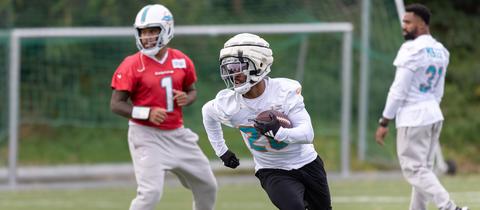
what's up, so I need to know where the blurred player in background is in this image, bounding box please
[396,0,457,179]
[110,4,217,210]
[202,33,331,210]
[375,3,468,210]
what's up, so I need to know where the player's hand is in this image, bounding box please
[375,126,389,146]
[220,150,240,169]
[149,107,167,125]
[253,113,281,138]
[173,89,188,107]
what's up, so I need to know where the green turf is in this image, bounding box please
[0,174,478,210]
[0,123,373,171]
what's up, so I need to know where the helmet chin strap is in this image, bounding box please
[141,47,161,57]
[234,83,252,94]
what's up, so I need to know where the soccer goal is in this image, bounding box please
[6,23,353,187]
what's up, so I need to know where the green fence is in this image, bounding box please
[0,31,8,144]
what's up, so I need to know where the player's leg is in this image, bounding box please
[434,144,448,175]
[409,186,429,210]
[396,123,450,210]
[300,156,332,210]
[430,122,467,210]
[128,124,169,210]
[255,169,306,210]
[170,128,217,210]
[410,122,440,210]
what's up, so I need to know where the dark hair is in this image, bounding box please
[405,3,431,25]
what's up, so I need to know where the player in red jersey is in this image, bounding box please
[110,4,217,210]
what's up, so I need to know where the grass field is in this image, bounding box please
[0,174,478,210]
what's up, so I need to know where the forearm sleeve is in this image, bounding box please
[202,101,228,157]
[382,67,415,119]
[275,107,314,144]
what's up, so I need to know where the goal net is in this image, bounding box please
[4,23,354,185]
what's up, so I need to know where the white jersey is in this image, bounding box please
[383,35,449,127]
[202,77,318,171]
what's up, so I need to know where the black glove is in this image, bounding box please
[220,150,240,169]
[254,113,280,138]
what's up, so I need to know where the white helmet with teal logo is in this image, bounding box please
[134,4,174,56]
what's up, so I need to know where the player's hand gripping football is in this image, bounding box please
[148,107,167,125]
[173,89,188,107]
[220,150,240,169]
[253,113,281,138]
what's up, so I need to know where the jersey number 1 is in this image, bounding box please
[161,77,174,112]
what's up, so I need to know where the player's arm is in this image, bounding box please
[173,84,197,107]
[375,67,415,145]
[275,105,314,144]
[110,90,167,125]
[202,100,239,169]
[381,67,415,120]
[202,101,228,156]
[110,90,133,118]
[270,85,314,144]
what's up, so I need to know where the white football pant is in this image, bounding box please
[397,121,457,210]
[128,124,217,210]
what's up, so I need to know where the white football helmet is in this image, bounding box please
[134,4,174,56]
[219,33,273,94]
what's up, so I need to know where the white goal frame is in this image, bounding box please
[7,23,353,187]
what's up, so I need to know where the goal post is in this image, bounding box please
[7,23,353,187]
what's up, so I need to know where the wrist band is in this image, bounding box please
[132,106,150,120]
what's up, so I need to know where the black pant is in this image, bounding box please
[255,156,332,210]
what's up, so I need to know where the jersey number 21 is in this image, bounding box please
[420,65,443,93]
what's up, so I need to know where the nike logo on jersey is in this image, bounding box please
[155,70,174,75]
[172,59,186,68]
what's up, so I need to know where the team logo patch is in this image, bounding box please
[172,59,186,69]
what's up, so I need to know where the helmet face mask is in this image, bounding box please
[137,27,161,49]
[219,33,274,94]
[220,56,257,94]
[134,4,174,56]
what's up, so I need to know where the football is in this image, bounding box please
[255,110,293,128]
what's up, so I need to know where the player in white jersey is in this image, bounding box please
[375,4,468,210]
[202,33,332,210]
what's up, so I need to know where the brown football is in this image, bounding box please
[255,110,293,128]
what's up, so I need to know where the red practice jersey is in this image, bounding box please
[111,48,197,130]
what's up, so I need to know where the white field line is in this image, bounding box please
[333,191,480,203]
[0,192,478,208]
[333,195,409,203]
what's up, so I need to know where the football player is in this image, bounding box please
[202,33,332,210]
[110,4,217,210]
[375,3,468,210]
